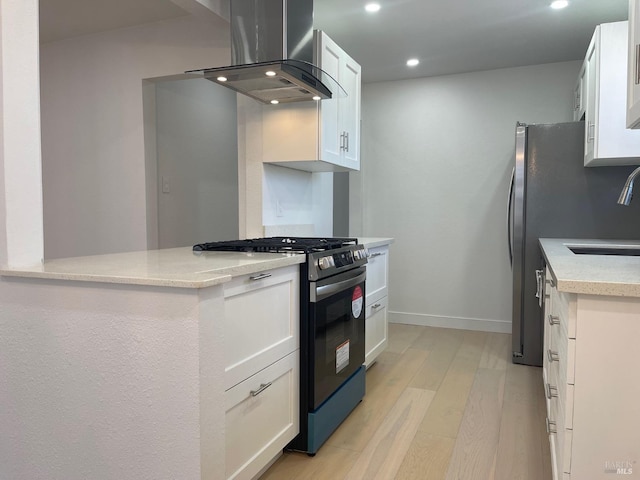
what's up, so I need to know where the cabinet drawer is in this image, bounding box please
[225,350,299,480]
[224,265,299,390]
[365,295,388,368]
[365,246,388,304]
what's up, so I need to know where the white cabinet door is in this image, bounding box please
[628,0,640,128]
[340,54,361,168]
[318,33,342,166]
[225,350,299,480]
[584,38,597,164]
[583,21,640,166]
[573,62,587,121]
[223,265,299,390]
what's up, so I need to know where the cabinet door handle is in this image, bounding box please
[371,303,382,309]
[548,314,560,326]
[250,382,272,397]
[369,252,383,258]
[545,278,556,287]
[575,91,580,111]
[535,269,544,300]
[345,132,349,152]
[249,273,272,281]
[545,383,559,399]
[546,417,557,435]
[587,121,595,142]
[635,44,640,85]
[340,132,345,151]
[547,349,560,363]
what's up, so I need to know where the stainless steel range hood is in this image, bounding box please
[186,0,344,104]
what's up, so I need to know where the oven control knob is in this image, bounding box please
[318,256,335,270]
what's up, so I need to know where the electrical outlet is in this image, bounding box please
[162,176,170,193]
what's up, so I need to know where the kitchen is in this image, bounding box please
[1,0,639,479]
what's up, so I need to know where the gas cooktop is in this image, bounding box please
[193,237,358,254]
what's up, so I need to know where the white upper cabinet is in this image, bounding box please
[261,30,361,172]
[627,0,640,128]
[583,21,640,166]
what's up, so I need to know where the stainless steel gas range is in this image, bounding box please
[193,237,368,455]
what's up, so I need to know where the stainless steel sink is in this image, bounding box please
[568,245,640,256]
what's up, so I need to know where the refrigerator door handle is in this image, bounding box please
[507,166,515,266]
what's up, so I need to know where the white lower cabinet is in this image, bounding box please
[223,265,300,479]
[225,351,299,480]
[543,267,640,479]
[364,245,390,368]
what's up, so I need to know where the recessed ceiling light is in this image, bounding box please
[550,0,569,9]
[270,100,280,105]
[365,3,381,13]
[265,71,277,77]
[406,58,420,67]
[216,76,227,82]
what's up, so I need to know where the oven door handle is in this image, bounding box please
[312,270,366,303]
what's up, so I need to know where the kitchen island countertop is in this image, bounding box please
[539,238,640,297]
[0,247,305,289]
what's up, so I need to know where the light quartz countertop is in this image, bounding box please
[0,247,305,289]
[358,237,394,249]
[539,238,640,297]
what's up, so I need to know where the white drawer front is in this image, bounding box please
[225,350,299,480]
[365,295,388,367]
[365,246,388,304]
[224,266,299,390]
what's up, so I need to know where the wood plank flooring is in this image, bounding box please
[260,324,551,480]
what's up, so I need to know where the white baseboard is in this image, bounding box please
[389,311,512,334]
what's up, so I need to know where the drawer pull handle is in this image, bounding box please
[545,383,558,399]
[372,303,382,309]
[548,314,560,326]
[249,273,272,281]
[369,252,383,258]
[546,417,557,435]
[546,278,556,287]
[250,382,272,397]
[547,349,560,363]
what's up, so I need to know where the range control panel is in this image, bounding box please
[309,245,368,280]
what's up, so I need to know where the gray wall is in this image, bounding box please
[353,61,582,332]
[155,78,238,248]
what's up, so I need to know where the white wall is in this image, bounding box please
[0,277,226,480]
[262,166,333,237]
[353,61,581,332]
[155,78,238,248]
[40,12,230,259]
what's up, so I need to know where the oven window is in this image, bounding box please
[311,282,365,410]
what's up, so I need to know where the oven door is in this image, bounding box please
[309,266,366,410]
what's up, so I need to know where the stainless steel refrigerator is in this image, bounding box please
[508,121,640,366]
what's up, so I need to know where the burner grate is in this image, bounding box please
[193,237,357,253]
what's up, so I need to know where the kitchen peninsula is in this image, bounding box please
[538,238,640,480]
[0,248,305,480]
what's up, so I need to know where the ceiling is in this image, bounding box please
[39,0,629,83]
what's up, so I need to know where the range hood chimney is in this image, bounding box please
[187,0,343,104]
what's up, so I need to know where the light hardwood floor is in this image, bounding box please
[260,324,551,480]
